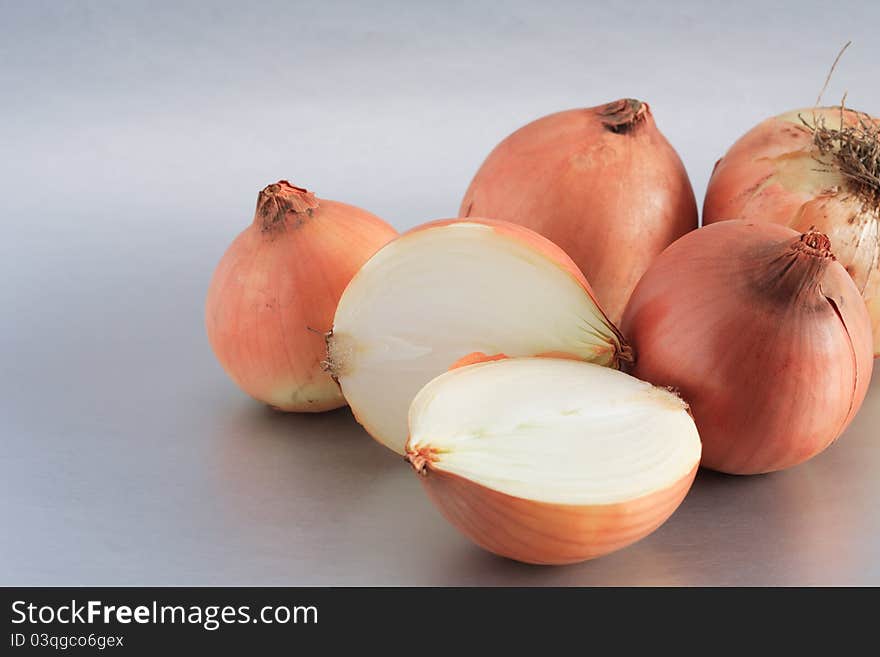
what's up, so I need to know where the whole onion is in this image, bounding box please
[460,98,698,323]
[206,181,396,411]
[704,106,880,356]
[621,220,873,475]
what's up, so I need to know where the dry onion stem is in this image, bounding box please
[800,105,880,210]
[703,101,880,357]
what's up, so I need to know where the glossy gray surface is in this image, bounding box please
[2,0,879,585]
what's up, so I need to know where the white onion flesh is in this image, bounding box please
[329,220,625,454]
[408,358,701,505]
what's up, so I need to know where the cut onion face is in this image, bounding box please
[328,219,629,454]
[405,357,701,565]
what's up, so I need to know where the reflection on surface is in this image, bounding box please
[214,402,402,524]
[5,360,878,584]
[205,375,880,585]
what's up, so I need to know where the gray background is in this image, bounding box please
[2,0,878,585]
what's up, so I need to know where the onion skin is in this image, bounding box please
[621,221,874,475]
[460,99,698,323]
[206,181,396,411]
[412,460,697,566]
[447,351,510,370]
[703,107,880,356]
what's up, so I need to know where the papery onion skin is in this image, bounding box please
[447,351,510,370]
[703,107,880,356]
[460,99,698,323]
[410,453,697,566]
[206,181,396,411]
[621,220,874,475]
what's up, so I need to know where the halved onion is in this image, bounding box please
[327,219,630,454]
[406,357,701,565]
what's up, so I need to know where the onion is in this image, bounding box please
[327,218,630,454]
[703,106,880,356]
[621,220,874,475]
[459,98,698,323]
[405,356,701,565]
[206,181,397,411]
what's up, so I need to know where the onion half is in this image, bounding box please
[405,357,701,565]
[460,99,698,323]
[703,106,880,356]
[327,219,630,454]
[621,220,874,475]
[206,181,397,411]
